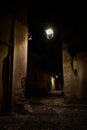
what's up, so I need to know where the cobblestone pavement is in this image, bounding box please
[0,97,87,130]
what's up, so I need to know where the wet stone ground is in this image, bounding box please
[0,97,87,130]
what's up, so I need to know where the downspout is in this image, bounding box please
[7,10,16,114]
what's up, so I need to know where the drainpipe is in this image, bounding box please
[7,10,16,114]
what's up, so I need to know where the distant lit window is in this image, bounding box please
[55,75,58,78]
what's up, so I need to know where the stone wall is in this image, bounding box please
[63,43,87,103]
[13,19,28,110]
[27,63,49,97]
[0,9,28,113]
[0,14,11,113]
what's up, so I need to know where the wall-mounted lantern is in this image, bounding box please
[45,28,54,39]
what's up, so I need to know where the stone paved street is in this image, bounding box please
[0,97,87,130]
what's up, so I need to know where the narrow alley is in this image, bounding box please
[0,94,87,130]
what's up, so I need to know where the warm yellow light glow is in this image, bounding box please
[51,77,56,91]
[45,28,54,39]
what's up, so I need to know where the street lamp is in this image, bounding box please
[45,28,54,39]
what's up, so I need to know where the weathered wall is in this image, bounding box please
[27,65,50,97]
[29,66,49,89]
[27,49,50,97]
[13,20,28,108]
[0,44,8,112]
[0,9,28,113]
[63,43,87,103]
[77,52,87,102]
[0,14,11,112]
